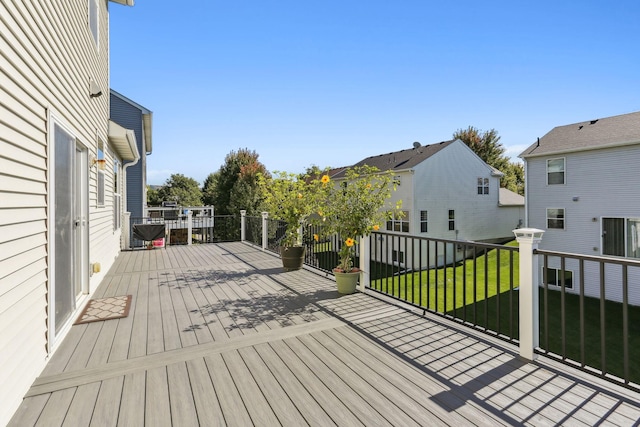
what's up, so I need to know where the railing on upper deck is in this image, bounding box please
[127,206,240,248]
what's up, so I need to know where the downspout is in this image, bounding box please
[523,159,528,228]
[122,129,140,215]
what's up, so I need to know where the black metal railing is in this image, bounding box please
[303,224,343,274]
[209,215,241,242]
[367,231,520,344]
[244,216,263,247]
[536,249,640,391]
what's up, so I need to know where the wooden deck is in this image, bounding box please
[9,242,640,426]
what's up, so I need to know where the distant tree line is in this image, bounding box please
[147,127,523,214]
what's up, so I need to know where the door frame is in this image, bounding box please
[47,111,90,351]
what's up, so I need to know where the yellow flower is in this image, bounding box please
[345,238,355,247]
[321,175,330,185]
[313,234,319,242]
[373,224,380,231]
[297,193,303,199]
[317,210,323,216]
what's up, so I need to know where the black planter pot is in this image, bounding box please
[280,246,306,271]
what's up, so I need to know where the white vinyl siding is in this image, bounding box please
[89,0,99,47]
[526,146,640,305]
[0,1,118,424]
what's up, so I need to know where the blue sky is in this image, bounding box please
[110,1,640,186]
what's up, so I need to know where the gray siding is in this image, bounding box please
[526,145,640,305]
[110,94,147,218]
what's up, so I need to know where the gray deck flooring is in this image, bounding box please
[9,242,640,426]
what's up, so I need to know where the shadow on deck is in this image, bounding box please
[9,242,640,426]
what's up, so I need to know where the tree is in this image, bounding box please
[204,148,268,215]
[158,174,203,206]
[453,126,524,195]
[147,185,162,206]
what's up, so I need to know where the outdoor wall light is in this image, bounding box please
[89,78,103,98]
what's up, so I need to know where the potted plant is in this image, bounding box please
[258,170,329,270]
[318,165,401,294]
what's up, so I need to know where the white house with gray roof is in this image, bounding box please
[520,111,640,305]
[335,139,524,267]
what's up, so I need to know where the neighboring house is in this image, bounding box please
[0,1,134,424]
[334,139,524,267]
[110,90,153,219]
[520,111,640,305]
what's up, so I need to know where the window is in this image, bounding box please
[547,158,565,185]
[543,267,574,289]
[392,250,404,264]
[89,0,99,46]
[547,208,565,229]
[448,210,455,231]
[386,210,409,233]
[477,177,489,195]
[97,140,105,206]
[603,217,640,258]
[113,158,121,230]
[420,210,428,233]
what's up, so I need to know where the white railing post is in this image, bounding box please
[359,235,371,292]
[240,210,247,242]
[261,212,269,251]
[187,210,193,245]
[513,228,545,361]
[123,212,131,250]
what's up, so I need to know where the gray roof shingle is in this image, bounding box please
[519,111,640,159]
[332,140,456,179]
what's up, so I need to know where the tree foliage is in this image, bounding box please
[147,186,162,206]
[157,173,203,206]
[204,148,268,216]
[453,126,524,195]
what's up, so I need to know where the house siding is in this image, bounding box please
[110,93,149,219]
[525,145,640,305]
[371,140,523,268]
[0,1,121,424]
[413,141,521,242]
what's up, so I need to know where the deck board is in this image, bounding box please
[116,372,145,427]
[185,358,226,426]
[9,243,640,426]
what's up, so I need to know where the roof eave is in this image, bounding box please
[520,138,640,159]
[109,0,134,6]
[108,120,140,162]
[143,113,152,154]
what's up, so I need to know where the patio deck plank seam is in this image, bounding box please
[25,317,345,397]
